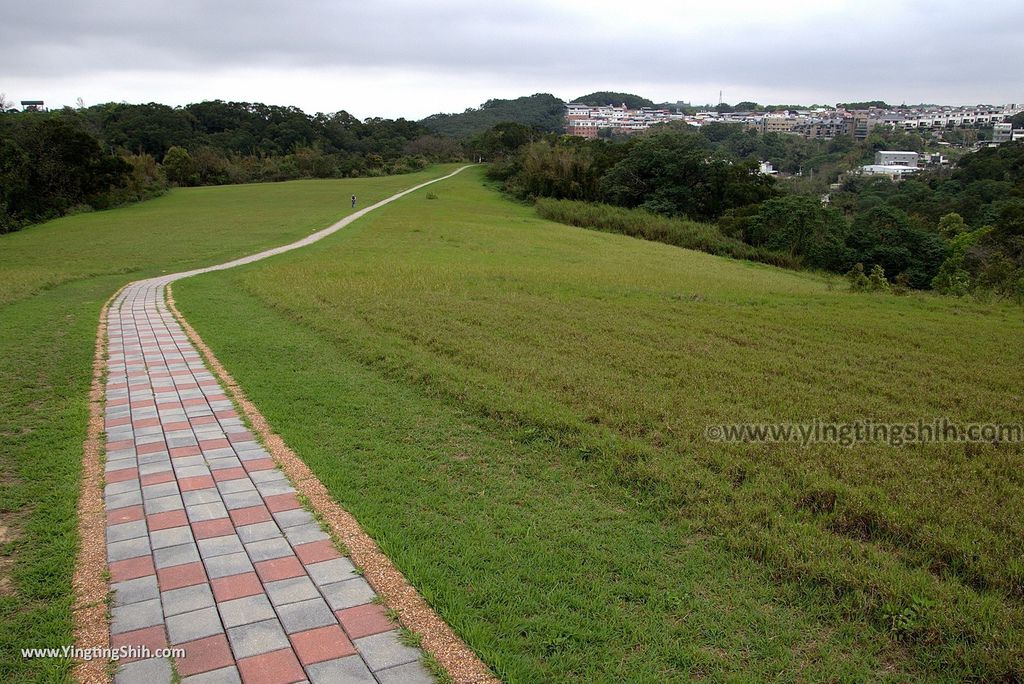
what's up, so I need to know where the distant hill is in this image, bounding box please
[572,91,655,109]
[420,94,565,138]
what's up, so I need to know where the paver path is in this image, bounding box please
[101,167,472,684]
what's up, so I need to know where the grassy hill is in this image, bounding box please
[0,166,460,682]
[174,168,1024,681]
[420,94,565,138]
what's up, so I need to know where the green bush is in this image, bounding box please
[535,198,800,269]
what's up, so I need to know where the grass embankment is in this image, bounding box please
[176,167,1024,682]
[0,166,460,682]
[535,197,799,269]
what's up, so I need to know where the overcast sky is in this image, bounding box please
[2,0,1022,120]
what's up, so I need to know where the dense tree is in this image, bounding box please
[572,92,655,109]
[0,118,130,228]
[599,131,776,221]
[845,205,947,288]
[420,94,565,137]
[741,195,850,270]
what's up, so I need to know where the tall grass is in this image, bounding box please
[535,197,800,269]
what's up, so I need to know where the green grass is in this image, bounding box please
[174,167,1024,682]
[0,166,460,682]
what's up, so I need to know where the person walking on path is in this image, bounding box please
[351,194,357,209]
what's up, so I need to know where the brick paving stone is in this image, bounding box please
[107,480,142,497]
[305,558,356,587]
[218,594,276,628]
[111,598,164,634]
[304,655,376,684]
[375,661,435,684]
[175,634,235,677]
[244,537,293,562]
[277,597,336,634]
[242,458,276,473]
[157,561,207,590]
[353,631,421,672]
[114,657,173,684]
[210,572,264,602]
[188,502,230,523]
[141,471,177,486]
[162,583,215,617]
[183,489,224,507]
[229,505,272,526]
[150,525,194,549]
[108,537,152,563]
[198,535,245,559]
[167,606,223,644]
[107,520,149,544]
[192,518,236,539]
[112,575,160,607]
[254,556,306,583]
[263,493,300,513]
[282,523,330,547]
[110,625,168,663]
[181,666,241,684]
[271,509,315,529]
[289,624,355,665]
[142,482,179,500]
[148,510,189,530]
[212,467,248,482]
[107,468,140,484]
[227,619,290,659]
[180,475,216,492]
[110,556,156,582]
[235,648,305,684]
[336,604,393,640]
[294,540,342,565]
[223,490,265,510]
[235,521,281,544]
[153,542,201,569]
[145,494,185,515]
[205,551,254,579]
[209,457,244,471]
[321,578,376,612]
[265,576,319,607]
[107,490,144,510]
[217,478,256,495]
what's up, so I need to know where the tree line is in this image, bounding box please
[488,122,1024,298]
[0,101,464,232]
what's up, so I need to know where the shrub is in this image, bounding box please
[846,263,870,292]
[535,198,800,269]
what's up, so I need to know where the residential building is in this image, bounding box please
[993,122,1013,143]
[875,151,920,167]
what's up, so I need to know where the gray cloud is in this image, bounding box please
[2,0,1022,115]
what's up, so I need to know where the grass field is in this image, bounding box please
[0,166,460,682]
[174,167,1024,682]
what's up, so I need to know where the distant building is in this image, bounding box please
[1014,129,1024,142]
[20,100,45,112]
[875,151,919,167]
[993,122,1013,143]
[758,161,777,175]
[860,164,920,179]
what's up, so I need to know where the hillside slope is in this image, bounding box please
[176,167,1024,682]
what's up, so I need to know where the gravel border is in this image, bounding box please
[73,285,126,683]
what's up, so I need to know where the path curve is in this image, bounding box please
[85,166,493,683]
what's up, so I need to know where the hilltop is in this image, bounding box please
[419,93,566,137]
